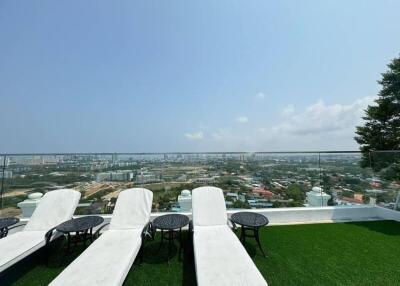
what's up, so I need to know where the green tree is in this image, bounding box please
[355,55,400,176]
[285,184,305,202]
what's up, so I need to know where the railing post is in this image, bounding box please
[395,191,400,211]
[0,155,7,210]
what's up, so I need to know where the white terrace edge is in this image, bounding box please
[12,205,400,232]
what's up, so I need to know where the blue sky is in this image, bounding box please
[1,0,399,153]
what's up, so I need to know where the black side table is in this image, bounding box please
[0,217,20,238]
[152,214,189,260]
[230,212,269,257]
[56,216,104,251]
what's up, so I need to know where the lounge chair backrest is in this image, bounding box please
[110,188,153,230]
[25,189,81,231]
[192,186,227,227]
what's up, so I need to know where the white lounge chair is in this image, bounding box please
[192,186,268,286]
[49,188,153,286]
[0,189,81,273]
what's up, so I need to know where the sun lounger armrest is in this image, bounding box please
[142,221,154,240]
[228,218,237,233]
[8,222,27,231]
[45,226,58,245]
[94,223,110,239]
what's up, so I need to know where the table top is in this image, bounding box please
[56,216,104,233]
[0,217,20,229]
[230,212,269,228]
[153,214,189,230]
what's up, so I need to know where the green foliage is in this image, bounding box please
[1,194,25,208]
[232,199,250,209]
[342,176,361,185]
[355,55,400,178]
[285,184,305,202]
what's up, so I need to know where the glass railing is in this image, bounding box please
[368,151,400,210]
[0,151,399,218]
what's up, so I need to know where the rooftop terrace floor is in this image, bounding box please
[3,220,400,286]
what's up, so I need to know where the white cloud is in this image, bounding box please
[184,131,204,140]
[212,129,229,141]
[256,92,266,99]
[273,96,376,136]
[281,104,295,116]
[236,116,249,123]
[181,96,376,151]
[206,96,376,151]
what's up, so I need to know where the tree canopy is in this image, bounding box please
[355,55,400,175]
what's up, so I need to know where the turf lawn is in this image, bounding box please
[1,220,400,286]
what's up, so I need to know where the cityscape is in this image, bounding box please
[1,1,400,285]
[1,152,399,218]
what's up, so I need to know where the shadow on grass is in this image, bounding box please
[344,220,400,236]
[0,237,66,286]
[141,232,197,285]
[181,233,196,286]
[0,250,44,286]
[235,228,267,259]
[142,240,178,264]
[0,236,95,286]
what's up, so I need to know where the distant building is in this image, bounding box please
[0,170,12,179]
[96,172,111,182]
[176,174,187,182]
[192,177,215,185]
[111,153,118,164]
[225,201,234,208]
[247,199,273,208]
[136,171,161,184]
[340,196,363,205]
[95,170,133,182]
[353,193,364,203]
[306,187,331,207]
[271,182,284,189]
[252,188,274,199]
[178,190,192,211]
[226,192,239,201]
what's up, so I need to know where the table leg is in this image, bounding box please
[67,233,71,252]
[254,227,266,257]
[158,229,164,251]
[83,230,87,247]
[74,232,79,248]
[242,226,246,244]
[179,228,182,260]
[90,227,93,243]
[168,230,172,260]
[0,227,7,238]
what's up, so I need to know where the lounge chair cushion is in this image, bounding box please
[49,229,142,286]
[25,189,81,231]
[192,186,227,227]
[193,225,267,286]
[0,231,45,272]
[110,188,153,230]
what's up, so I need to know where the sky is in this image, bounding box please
[1,0,400,153]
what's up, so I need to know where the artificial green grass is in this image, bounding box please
[2,220,400,286]
[254,220,400,286]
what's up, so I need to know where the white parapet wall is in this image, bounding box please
[375,206,400,222]
[92,205,382,227]
[12,205,395,235]
[233,205,380,225]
